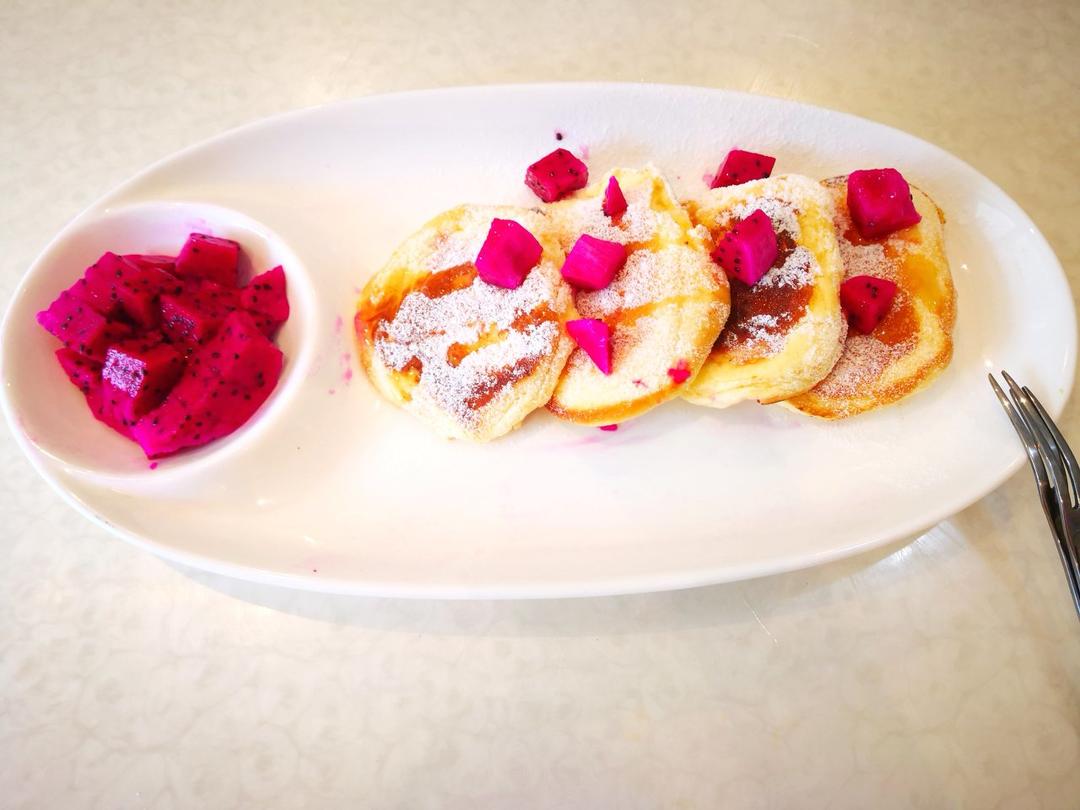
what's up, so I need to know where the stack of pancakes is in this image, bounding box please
[356,166,955,441]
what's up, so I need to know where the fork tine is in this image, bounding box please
[1022,385,1079,507]
[989,374,1050,490]
[1001,371,1071,514]
[991,373,1063,533]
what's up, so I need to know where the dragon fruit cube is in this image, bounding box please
[566,318,612,375]
[710,209,778,286]
[525,148,588,202]
[123,254,177,274]
[74,252,181,328]
[602,176,628,218]
[175,233,241,287]
[840,275,899,334]
[36,290,131,360]
[159,279,242,345]
[132,310,283,458]
[54,348,134,437]
[711,149,776,188]
[55,347,101,395]
[847,169,922,239]
[102,338,186,420]
[560,234,626,291]
[240,266,290,337]
[475,218,543,289]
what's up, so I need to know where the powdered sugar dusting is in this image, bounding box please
[815,334,913,398]
[733,197,800,239]
[721,312,787,355]
[808,181,919,406]
[576,246,706,317]
[707,184,825,361]
[376,268,559,425]
[759,245,818,289]
[839,240,894,281]
[425,228,489,274]
[551,169,723,405]
[556,179,659,247]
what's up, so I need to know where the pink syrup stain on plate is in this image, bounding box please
[334,314,356,385]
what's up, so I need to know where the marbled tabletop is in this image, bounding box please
[2,1,1078,807]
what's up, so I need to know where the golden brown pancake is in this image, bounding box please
[783,177,956,418]
[355,205,575,441]
[682,174,847,408]
[546,166,730,425]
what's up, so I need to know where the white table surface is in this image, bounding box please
[3,1,1078,807]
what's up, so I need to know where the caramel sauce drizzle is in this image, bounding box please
[357,262,559,410]
[713,228,813,349]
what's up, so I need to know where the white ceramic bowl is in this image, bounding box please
[0,201,316,483]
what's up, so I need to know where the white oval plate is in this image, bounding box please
[1,83,1074,598]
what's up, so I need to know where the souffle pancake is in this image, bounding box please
[783,176,955,418]
[682,174,847,408]
[356,205,575,441]
[546,166,730,425]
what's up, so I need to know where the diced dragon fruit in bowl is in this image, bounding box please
[35,232,291,460]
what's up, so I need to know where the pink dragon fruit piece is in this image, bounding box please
[560,234,626,291]
[525,148,589,202]
[475,218,543,289]
[175,233,241,287]
[840,275,898,334]
[565,318,612,375]
[710,210,778,286]
[36,291,132,360]
[55,347,101,395]
[667,359,692,384]
[132,310,283,458]
[598,424,619,432]
[602,176,628,218]
[123,254,177,274]
[846,169,922,239]
[240,265,289,337]
[711,149,776,188]
[159,279,243,346]
[54,348,134,437]
[64,253,126,317]
[71,252,182,329]
[87,387,137,438]
[102,337,186,420]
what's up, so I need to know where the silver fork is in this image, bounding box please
[989,371,1080,619]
